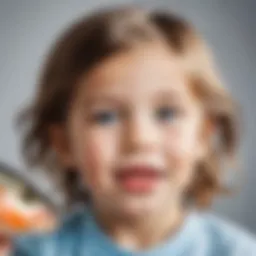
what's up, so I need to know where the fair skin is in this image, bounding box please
[52,43,208,251]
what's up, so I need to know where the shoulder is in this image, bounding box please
[11,206,86,256]
[195,211,256,255]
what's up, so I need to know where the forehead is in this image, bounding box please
[76,43,195,103]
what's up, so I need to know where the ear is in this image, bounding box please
[48,125,74,168]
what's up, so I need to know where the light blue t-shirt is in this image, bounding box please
[12,207,256,256]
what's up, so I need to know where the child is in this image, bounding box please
[12,6,256,256]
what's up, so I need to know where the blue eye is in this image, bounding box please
[156,106,178,122]
[91,111,118,125]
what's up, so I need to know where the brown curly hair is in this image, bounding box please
[16,6,240,208]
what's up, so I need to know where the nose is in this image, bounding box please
[123,110,160,153]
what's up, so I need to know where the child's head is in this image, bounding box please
[18,7,239,217]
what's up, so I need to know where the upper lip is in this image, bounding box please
[115,164,166,178]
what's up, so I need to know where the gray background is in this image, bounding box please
[0,0,255,231]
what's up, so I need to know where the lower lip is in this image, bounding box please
[117,176,161,193]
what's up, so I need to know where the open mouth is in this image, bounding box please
[115,165,165,194]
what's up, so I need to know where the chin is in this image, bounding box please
[116,194,166,218]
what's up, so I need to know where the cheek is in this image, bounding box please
[75,128,120,187]
[166,125,200,158]
[165,120,202,185]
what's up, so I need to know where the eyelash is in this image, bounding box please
[155,105,181,123]
[89,110,120,125]
[87,105,182,125]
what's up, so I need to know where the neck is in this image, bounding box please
[93,203,186,251]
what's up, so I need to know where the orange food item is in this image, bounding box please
[0,180,57,234]
[0,208,30,231]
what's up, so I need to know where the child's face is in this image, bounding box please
[58,44,206,216]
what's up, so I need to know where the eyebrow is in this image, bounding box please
[82,94,124,108]
[154,89,185,104]
[81,87,189,109]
